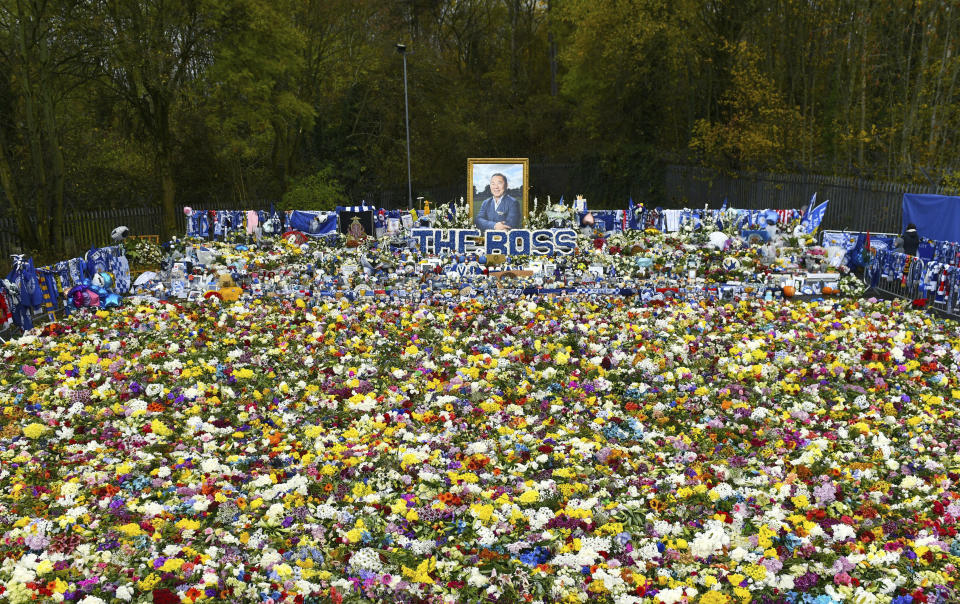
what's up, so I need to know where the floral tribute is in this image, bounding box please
[1,289,960,603]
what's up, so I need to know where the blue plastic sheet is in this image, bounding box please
[902,194,960,244]
[288,211,338,237]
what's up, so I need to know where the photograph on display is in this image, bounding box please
[468,158,529,232]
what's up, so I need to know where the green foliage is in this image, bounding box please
[941,170,960,196]
[280,166,345,211]
[5,0,960,246]
[689,41,805,172]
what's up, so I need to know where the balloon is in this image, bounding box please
[93,272,114,289]
[102,293,122,309]
[66,286,85,309]
[71,289,86,308]
[184,206,193,216]
[90,285,109,298]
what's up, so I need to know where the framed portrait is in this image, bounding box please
[468,158,529,232]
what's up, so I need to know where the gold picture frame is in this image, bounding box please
[467,158,529,231]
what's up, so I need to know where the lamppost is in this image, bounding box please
[397,43,413,210]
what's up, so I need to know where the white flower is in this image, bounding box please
[115,585,134,601]
[350,548,384,571]
[831,523,857,543]
[690,520,730,558]
[467,566,489,587]
[656,586,686,604]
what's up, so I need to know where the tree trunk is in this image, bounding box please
[41,87,65,255]
[158,147,176,240]
[547,0,557,97]
[0,128,38,252]
[903,5,932,177]
[927,6,952,161]
[16,7,50,252]
[858,23,867,167]
[270,118,297,191]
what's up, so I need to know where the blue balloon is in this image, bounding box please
[102,293,122,309]
[90,285,109,297]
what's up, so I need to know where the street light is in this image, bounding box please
[397,43,413,210]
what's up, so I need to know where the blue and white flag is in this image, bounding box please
[800,193,816,223]
[800,200,829,234]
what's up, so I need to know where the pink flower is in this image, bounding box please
[22,365,36,377]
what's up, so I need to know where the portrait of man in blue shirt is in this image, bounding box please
[474,173,521,231]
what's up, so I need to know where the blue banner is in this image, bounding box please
[902,194,960,244]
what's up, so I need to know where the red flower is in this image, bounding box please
[153,589,180,604]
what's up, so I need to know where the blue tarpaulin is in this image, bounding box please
[902,194,960,244]
[288,211,338,237]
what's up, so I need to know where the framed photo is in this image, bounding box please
[468,158,529,232]
[338,210,375,236]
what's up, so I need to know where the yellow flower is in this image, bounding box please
[470,503,495,524]
[402,558,436,584]
[118,523,143,537]
[517,489,539,504]
[22,423,47,439]
[151,419,172,437]
[744,564,767,581]
[175,518,201,531]
[139,573,161,590]
[160,558,185,573]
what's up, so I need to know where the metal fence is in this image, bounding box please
[2,167,953,260]
[664,165,949,235]
[1,207,167,263]
[864,257,960,321]
[0,202,279,264]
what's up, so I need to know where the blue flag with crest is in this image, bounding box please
[800,200,829,234]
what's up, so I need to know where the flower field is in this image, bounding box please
[2,293,960,603]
